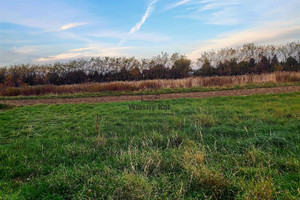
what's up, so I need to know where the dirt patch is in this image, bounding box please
[0,86,299,106]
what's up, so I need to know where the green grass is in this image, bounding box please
[0,104,13,112]
[1,81,299,100]
[0,104,8,110]
[0,92,299,199]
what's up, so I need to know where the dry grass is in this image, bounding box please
[181,141,234,199]
[244,177,277,200]
[115,171,153,200]
[193,113,217,127]
[1,71,299,96]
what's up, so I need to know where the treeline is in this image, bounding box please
[0,42,299,87]
[196,42,300,76]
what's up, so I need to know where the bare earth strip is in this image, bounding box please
[1,86,300,106]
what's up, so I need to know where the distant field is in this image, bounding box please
[1,72,299,99]
[0,92,300,199]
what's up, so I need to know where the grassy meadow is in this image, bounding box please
[0,92,300,199]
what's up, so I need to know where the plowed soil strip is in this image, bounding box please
[1,86,300,106]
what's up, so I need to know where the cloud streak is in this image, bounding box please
[37,45,132,62]
[166,0,192,10]
[119,0,159,46]
[60,22,87,31]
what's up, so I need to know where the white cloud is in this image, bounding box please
[166,0,192,10]
[129,0,159,34]
[174,0,248,25]
[119,0,159,46]
[172,0,300,60]
[36,45,133,62]
[188,23,300,60]
[175,0,300,26]
[69,47,94,52]
[197,0,240,11]
[12,46,39,54]
[60,22,87,31]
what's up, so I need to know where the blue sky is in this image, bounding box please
[0,0,300,66]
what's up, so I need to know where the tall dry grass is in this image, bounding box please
[0,72,299,96]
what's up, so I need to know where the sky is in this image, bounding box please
[0,0,300,66]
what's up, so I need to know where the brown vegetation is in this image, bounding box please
[0,71,299,97]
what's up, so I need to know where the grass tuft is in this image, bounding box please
[194,113,217,127]
[244,177,278,200]
[115,172,153,200]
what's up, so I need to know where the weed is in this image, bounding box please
[244,177,278,200]
[114,172,153,200]
[194,113,217,127]
[0,104,13,111]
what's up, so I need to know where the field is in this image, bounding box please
[1,92,299,199]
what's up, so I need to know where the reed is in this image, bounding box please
[1,72,299,96]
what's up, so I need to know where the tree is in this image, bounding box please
[0,68,7,84]
[237,61,251,75]
[230,59,239,75]
[270,55,279,72]
[171,57,191,78]
[216,61,227,76]
[249,58,256,73]
[150,64,169,79]
[129,66,142,80]
[3,75,15,87]
[257,55,270,73]
[199,58,215,76]
[63,70,87,84]
[284,56,299,71]
[117,67,130,81]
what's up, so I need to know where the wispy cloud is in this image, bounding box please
[60,22,87,31]
[129,0,159,34]
[166,0,192,10]
[12,46,39,54]
[37,45,133,62]
[177,0,300,60]
[174,0,246,25]
[69,47,94,52]
[119,0,159,46]
[188,23,300,60]
[198,0,241,11]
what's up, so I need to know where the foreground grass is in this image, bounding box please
[0,104,13,111]
[0,81,299,100]
[0,92,299,199]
